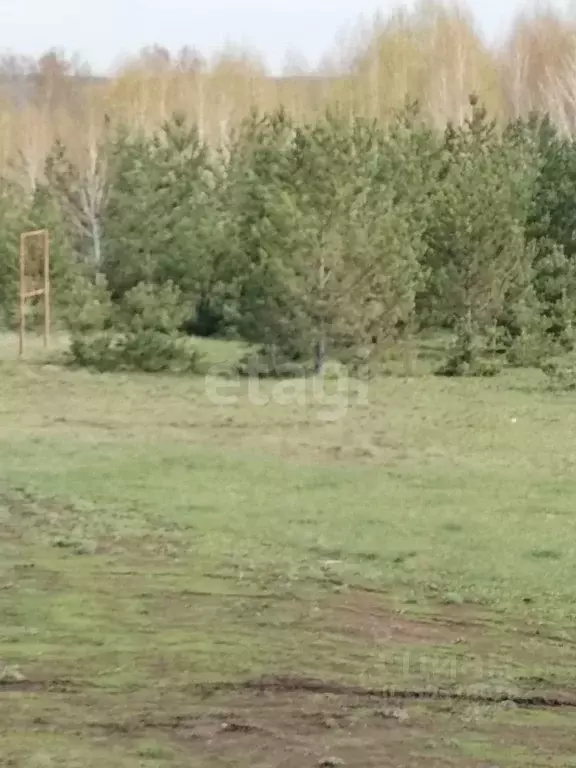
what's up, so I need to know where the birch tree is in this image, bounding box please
[44,132,109,266]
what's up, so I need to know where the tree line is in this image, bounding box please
[2,93,576,376]
[5,2,576,192]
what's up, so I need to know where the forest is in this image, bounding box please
[3,1,576,375]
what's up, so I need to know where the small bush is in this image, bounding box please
[505,331,554,368]
[235,345,313,379]
[435,327,502,378]
[69,330,202,373]
[435,354,501,378]
[70,333,122,371]
[119,281,188,334]
[61,272,115,335]
[67,279,202,374]
[540,360,576,391]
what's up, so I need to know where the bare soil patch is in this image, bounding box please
[325,592,467,646]
[80,685,576,767]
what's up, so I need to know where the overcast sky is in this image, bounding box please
[1,0,573,74]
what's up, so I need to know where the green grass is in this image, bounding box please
[2,332,576,765]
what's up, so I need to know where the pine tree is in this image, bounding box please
[225,109,426,374]
[147,113,223,310]
[425,97,536,372]
[0,180,27,327]
[503,113,576,352]
[24,182,75,328]
[221,107,305,360]
[100,114,222,331]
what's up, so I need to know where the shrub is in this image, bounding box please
[69,333,122,372]
[235,345,313,379]
[504,329,558,368]
[118,281,188,334]
[435,350,502,377]
[540,360,576,391]
[61,272,115,335]
[69,330,202,373]
[66,279,202,374]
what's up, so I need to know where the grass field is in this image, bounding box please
[2,332,576,766]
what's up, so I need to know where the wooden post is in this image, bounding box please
[43,229,50,348]
[19,233,25,358]
[18,229,50,358]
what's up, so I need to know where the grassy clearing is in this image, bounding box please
[2,332,576,765]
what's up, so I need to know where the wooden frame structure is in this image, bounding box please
[19,229,50,357]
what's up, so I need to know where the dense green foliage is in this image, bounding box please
[66,279,202,373]
[4,96,576,375]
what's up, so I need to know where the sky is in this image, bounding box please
[0,0,574,74]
